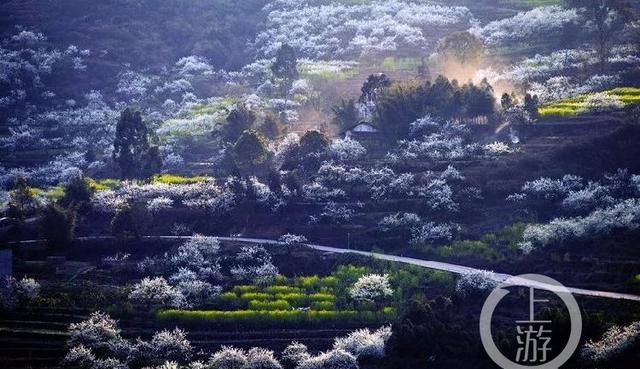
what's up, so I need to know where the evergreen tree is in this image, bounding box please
[271,44,299,114]
[60,176,93,209]
[501,93,513,110]
[8,176,34,221]
[298,130,329,169]
[231,129,270,173]
[113,108,149,179]
[436,31,484,66]
[224,104,257,143]
[141,146,163,180]
[111,202,151,239]
[38,203,77,249]
[524,93,539,120]
[332,99,359,130]
[113,108,162,179]
[360,73,392,105]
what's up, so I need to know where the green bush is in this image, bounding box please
[309,293,336,302]
[248,299,291,311]
[233,285,258,294]
[311,301,335,310]
[274,293,306,306]
[218,292,240,304]
[264,285,302,294]
[319,276,339,289]
[295,275,321,290]
[240,292,272,301]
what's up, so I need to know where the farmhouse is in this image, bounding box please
[342,122,381,139]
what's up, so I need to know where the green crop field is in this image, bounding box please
[539,87,640,118]
[157,266,397,328]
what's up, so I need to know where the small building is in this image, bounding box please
[342,122,381,139]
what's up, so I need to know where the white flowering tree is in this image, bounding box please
[0,276,40,309]
[327,138,367,163]
[278,233,308,255]
[455,270,498,296]
[67,312,125,354]
[296,349,358,369]
[281,341,310,367]
[580,321,640,363]
[207,346,248,369]
[350,274,393,304]
[150,328,193,363]
[128,277,186,308]
[255,1,472,58]
[519,198,640,253]
[472,6,580,47]
[244,348,283,369]
[410,222,458,246]
[230,245,279,286]
[333,326,392,359]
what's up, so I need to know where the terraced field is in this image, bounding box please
[539,87,640,118]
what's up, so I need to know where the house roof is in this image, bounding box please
[341,122,380,135]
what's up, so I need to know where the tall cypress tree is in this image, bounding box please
[113,108,155,179]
